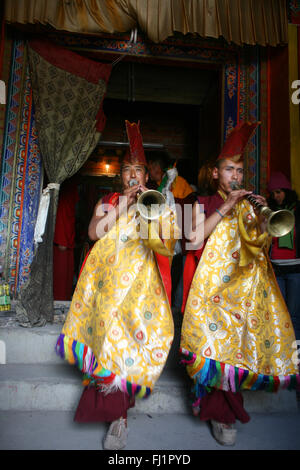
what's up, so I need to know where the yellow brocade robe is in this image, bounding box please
[57,206,178,398]
[180,199,299,393]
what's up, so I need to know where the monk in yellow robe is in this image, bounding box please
[56,121,178,450]
[181,122,300,446]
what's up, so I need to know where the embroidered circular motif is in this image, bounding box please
[74,301,82,313]
[151,348,166,363]
[134,328,147,345]
[120,272,132,287]
[108,326,123,342]
[249,315,260,329]
[125,358,134,367]
[155,286,162,296]
[108,255,116,264]
[88,255,96,266]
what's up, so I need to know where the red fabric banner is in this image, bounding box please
[28,39,111,132]
[29,39,111,84]
[267,46,291,178]
[0,5,5,77]
[289,0,300,25]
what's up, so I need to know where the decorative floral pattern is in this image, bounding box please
[59,207,177,395]
[181,199,299,382]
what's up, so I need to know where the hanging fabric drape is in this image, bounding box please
[15,39,111,327]
[4,0,288,47]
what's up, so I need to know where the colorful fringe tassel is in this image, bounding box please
[56,334,152,398]
[180,347,300,395]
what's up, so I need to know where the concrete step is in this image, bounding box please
[0,314,298,414]
[0,364,190,414]
[0,321,63,365]
[0,363,298,414]
[0,314,182,369]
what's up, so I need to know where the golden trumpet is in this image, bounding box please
[230,182,295,237]
[129,179,166,220]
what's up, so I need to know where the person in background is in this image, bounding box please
[267,171,300,341]
[146,151,167,190]
[147,153,194,200]
[53,176,79,300]
[197,160,218,196]
[147,152,196,314]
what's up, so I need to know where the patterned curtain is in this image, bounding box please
[16,40,111,326]
[4,0,288,46]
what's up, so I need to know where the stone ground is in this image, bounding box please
[1,409,300,451]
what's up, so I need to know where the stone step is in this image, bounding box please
[0,315,182,369]
[0,363,297,414]
[1,314,298,414]
[1,321,63,365]
[0,364,190,414]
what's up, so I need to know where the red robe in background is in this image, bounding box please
[53,179,79,300]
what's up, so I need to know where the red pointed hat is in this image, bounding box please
[218,121,260,162]
[124,120,147,166]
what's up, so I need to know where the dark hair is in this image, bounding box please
[197,161,217,196]
[267,188,298,210]
[145,150,170,170]
[214,159,222,170]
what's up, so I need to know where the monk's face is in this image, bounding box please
[121,163,148,190]
[212,158,244,195]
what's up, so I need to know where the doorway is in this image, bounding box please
[53,60,221,300]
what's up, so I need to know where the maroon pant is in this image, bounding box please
[199,389,250,424]
[74,386,249,425]
[74,387,135,423]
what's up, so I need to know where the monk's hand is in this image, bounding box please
[250,194,267,207]
[250,194,268,217]
[137,184,148,194]
[123,184,140,207]
[222,189,253,213]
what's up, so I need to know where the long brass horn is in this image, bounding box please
[129,179,166,220]
[230,182,295,237]
[137,190,166,220]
